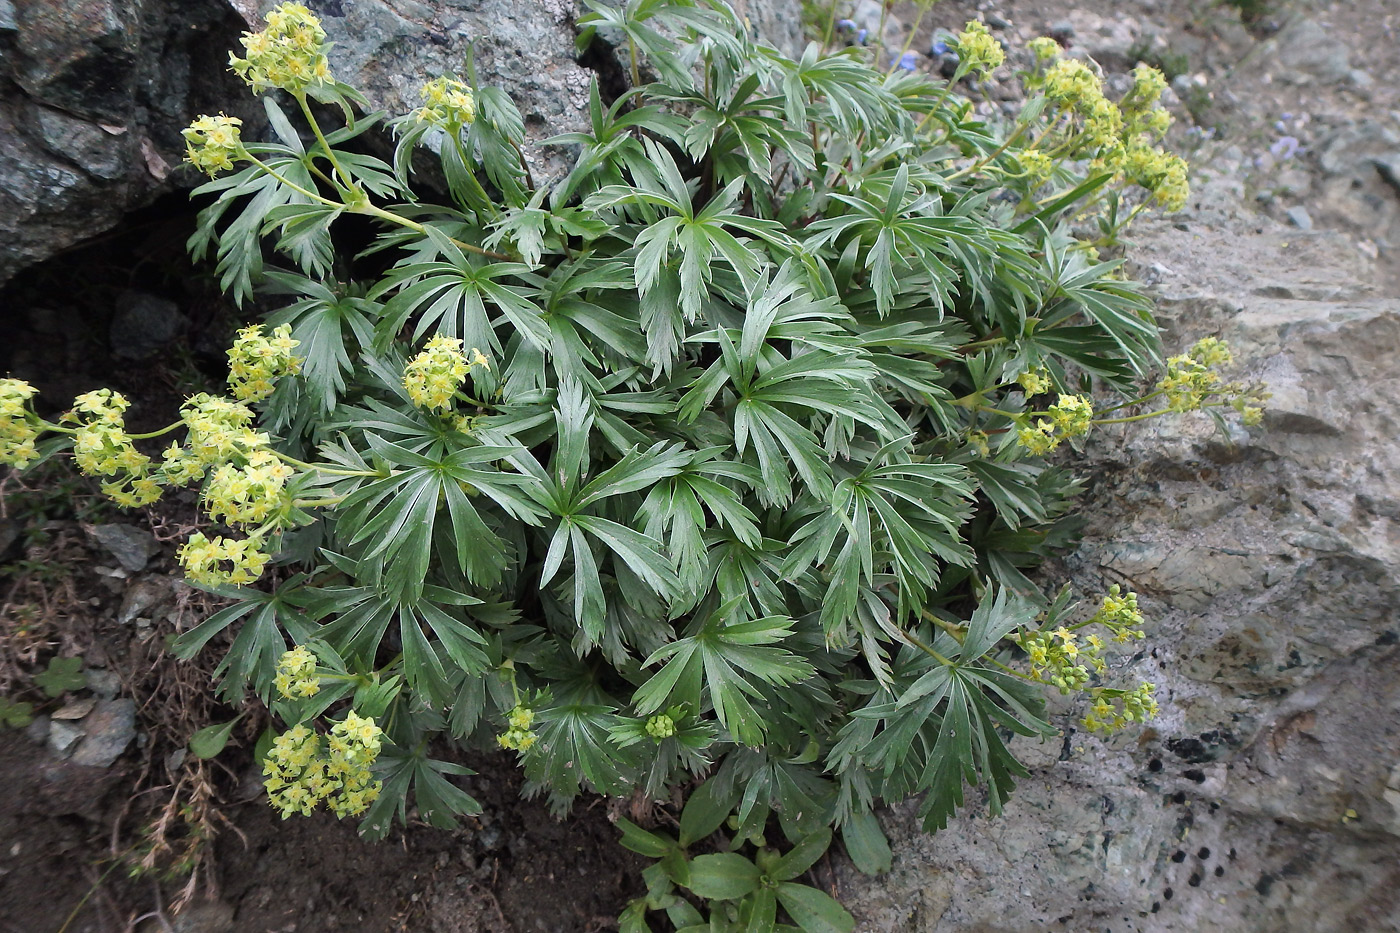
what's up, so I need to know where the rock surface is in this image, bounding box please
[0,0,808,291]
[835,218,1400,932]
[828,2,1400,928]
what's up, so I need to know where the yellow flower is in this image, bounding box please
[183,114,244,176]
[1028,37,1060,61]
[228,324,302,402]
[414,76,478,129]
[229,2,331,94]
[403,336,485,412]
[955,21,1004,74]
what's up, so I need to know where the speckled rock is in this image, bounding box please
[0,0,808,290]
[834,217,1400,932]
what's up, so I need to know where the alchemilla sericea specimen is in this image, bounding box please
[0,2,1267,929]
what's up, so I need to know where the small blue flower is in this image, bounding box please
[836,18,856,32]
[895,51,918,71]
[855,27,868,44]
[1269,135,1301,161]
[930,39,948,56]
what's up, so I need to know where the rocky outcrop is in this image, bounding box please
[835,204,1400,931]
[0,0,807,291]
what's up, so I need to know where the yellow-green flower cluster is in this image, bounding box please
[1082,682,1158,733]
[644,713,676,740]
[1017,149,1054,184]
[403,336,488,412]
[262,713,384,820]
[1121,143,1189,212]
[1042,59,1103,112]
[1016,367,1051,396]
[182,114,244,177]
[275,646,320,700]
[414,76,478,129]
[955,21,1004,74]
[178,532,270,586]
[497,705,538,751]
[1086,584,1146,643]
[1017,393,1093,454]
[1017,626,1094,694]
[229,2,331,95]
[228,324,302,403]
[1158,353,1220,412]
[204,448,296,526]
[1122,66,1174,139]
[0,379,40,469]
[68,389,165,508]
[180,393,267,464]
[1028,36,1060,62]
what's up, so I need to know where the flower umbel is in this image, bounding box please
[230,2,332,94]
[955,21,1005,74]
[263,713,384,819]
[228,324,302,403]
[403,336,488,412]
[414,76,478,129]
[183,114,244,177]
[275,646,320,700]
[0,379,40,469]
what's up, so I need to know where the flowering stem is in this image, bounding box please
[916,63,971,134]
[946,121,1031,181]
[627,35,642,87]
[272,451,380,477]
[884,5,929,75]
[984,654,1044,685]
[293,496,347,508]
[1091,408,1172,425]
[242,153,340,207]
[293,91,351,190]
[900,627,956,668]
[1097,387,1166,415]
[355,203,512,260]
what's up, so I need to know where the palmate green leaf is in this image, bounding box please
[264,271,377,416]
[524,692,641,799]
[634,604,815,746]
[171,581,316,703]
[360,745,482,841]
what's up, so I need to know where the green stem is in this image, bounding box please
[294,91,351,189]
[820,0,842,50]
[901,627,956,667]
[1097,387,1166,416]
[916,63,971,134]
[357,203,511,260]
[884,4,928,74]
[293,496,347,508]
[272,451,379,477]
[1091,408,1173,426]
[243,153,340,206]
[628,35,641,87]
[946,121,1030,181]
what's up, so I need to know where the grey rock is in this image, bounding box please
[48,719,84,757]
[85,668,122,699]
[118,574,175,623]
[89,522,159,572]
[1286,204,1313,230]
[0,0,15,32]
[108,290,187,360]
[838,220,1400,929]
[1272,18,1352,85]
[24,714,51,745]
[70,697,136,767]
